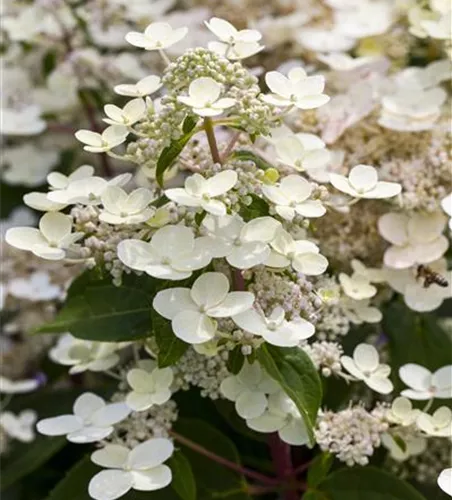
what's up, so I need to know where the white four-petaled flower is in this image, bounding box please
[0,410,37,443]
[262,174,326,221]
[399,363,452,400]
[5,212,82,260]
[330,164,401,199]
[117,225,212,280]
[100,186,155,225]
[417,407,452,437]
[125,22,188,50]
[232,306,315,347]
[340,343,393,394]
[262,67,330,110]
[177,77,236,117]
[37,392,130,443]
[114,75,162,98]
[153,272,254,344]
[274,135,331,172]
[220,361,279,419]
[126,360,173,412]
[89,438,174,500]
[267,228,329,276]
[75,125,129,153]
[103,98,146,126]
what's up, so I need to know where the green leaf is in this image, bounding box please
[226,346,245,374]
[42,51,57,76]
[239,194,269,222]
[314,466,426,500]
[36,272,156,342]
[383,302,452,391]
[156,116,198,187]
[168,451,197,500]
[152,312,189,368]
[231,150,273,170]
[174,418,251,500]
[256,344,322,446]
[307,453,334,488]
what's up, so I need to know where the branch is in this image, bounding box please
[268,434,298,500]
[170,430,280,486]
[203,117,222,165]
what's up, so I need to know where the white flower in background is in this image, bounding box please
[350,259,387,284]
[274,135,330,172]
[99,186,154,225]
[297,28,356,53]
[220,361,279,419]
[103,99,146,126]
[417,407,452,437]
[1,145,58,187]
[205,17,264,60]
[317,53,383,72]
[117,225,212,281]
[47,165,94,190]
[5,212,82,260]
[341,298,383,324]
[262,67,330,109]
[177,77,236,117]
[89,438,174,500]
[0,410,37,443]
[153,272,254,344]
[267,228,329,276]
[165,170,237,215]
[340,343,393,394]
[47,173,132,206]
[381,432,427,462]
[420,9,451,40]
[125,22,188,50]
[247,391,309,446]
[386,397,421,426]
[438,468,452,497]
[232,306,315,347]
[262,174,326,221]
[441,193,452,230]
[385,259,452,313]
[399,364,452,400]
[378,212,449,269]
[0,376,39,394]
[378,87,447,132]
[75,125,129,153]
[23,192,67,212]
[49,334,122,374]
[339,273,377,300]
[393,60,452,91]
[333,1,394,38]
[202,214,281,269]
[126,360,173,411]
[37,392,130,443]
[114,75,162,97]
[1,105,46,136]
[330,165,401,199]
[8,271,61,301]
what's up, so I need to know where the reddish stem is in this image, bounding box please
[170,430,279,486]
[268,434,298,500]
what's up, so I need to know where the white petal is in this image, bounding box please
[150,225,194,257]
[366,376,393,394]
[236,391,268,419]
[189,77,221,106]
[165,188,200,207]
[378,213,409,246]
[126,392,155,411]
[205,170,238,196]
[438,468,452,497]
[91,403,130,427]
[208,292,255,317]
[191,272,229,309]
[75,130,102,147]
[153,288,195,320]
[39,212,72,244]
[432,366,452,392]
[227,242,270,269]
[353,344,379,372]
[68,425,114,443]
[220,376,245,401]
[280,175,312,200]
[23,192,67,212]
[201,198,227,216]
[73,392,105,420]
[205,17,237,41]
[91,445,129,468]
[117,240,158,271]
[247,413,286,432]
[37,415,82,436]
[127,369,151,392]
[292,252,328,275]
[408,212,447,244]
[279,419,309,446]
[265,72,291,98]
[172,311,216,344]
[340,356,365,380]
[348,165,378,192]
[232,309,266,336]
[128,438,174,470]
[241,217,281,243]
[131,466,172,491]
[88,470,133,500]
[399,364,432,392]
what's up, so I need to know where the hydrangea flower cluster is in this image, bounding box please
[1,8,451,500]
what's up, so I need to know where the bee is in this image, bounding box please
[416,265,449,289]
